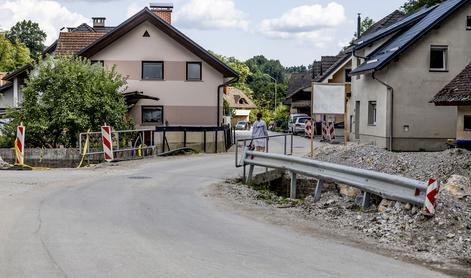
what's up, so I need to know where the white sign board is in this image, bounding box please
[312,83,345,115]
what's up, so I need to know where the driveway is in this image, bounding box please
[0,135,448,277]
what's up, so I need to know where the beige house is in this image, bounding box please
[349,0,471,151]
[1,4,238,130]
[432,62,471,142]
[223,87,256,125]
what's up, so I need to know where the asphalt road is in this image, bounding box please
[0,133,447,277]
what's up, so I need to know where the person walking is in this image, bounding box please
[251,112,269,152]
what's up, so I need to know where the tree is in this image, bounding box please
[402,0,445,13]
[6,20,47,60]
[0,34,32,72]
[210,51,252,95]
[2,56,133,148]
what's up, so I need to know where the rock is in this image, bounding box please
[404,203,412,210]
[0,156,11,170]
[339,184,361,198]
[447,233,455,239]
[442,175,471,199]
[378,199,393,213]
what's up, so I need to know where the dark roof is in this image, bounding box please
[351,0,467,75]
[123,91,160,108]
[2,64,32,81]
[353,6,434,50]
[311,61,322,79]
[361,10,405,37]
[286,72,312,99]
[0,81,12,92]
[67,23,115,33]
[320,56,338,74]
[78,8,238,78]
[56,32,106,55]
[432,63,471,105]
[315,55,351,83]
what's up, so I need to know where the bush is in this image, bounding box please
[4,55,133,148]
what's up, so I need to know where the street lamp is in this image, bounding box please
[264,73,278,112]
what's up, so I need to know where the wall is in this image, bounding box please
[91,21,225,128]
[350,2,471,151]
[457,106,471,139]
[0,86,14,109]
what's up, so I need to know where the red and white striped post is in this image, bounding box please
[423,179,440,216]
[321,121,328,141]
[328,122,336,141]
[101,124,114,162]
[15,123,25,165]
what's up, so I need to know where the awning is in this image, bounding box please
[123,91,160,109]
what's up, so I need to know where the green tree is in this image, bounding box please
[402,0,444,13]
[2,56,133,148]
[210,51,252,94]
[356,17,375,38]
[6,20,47,60]
[0,34,32,71]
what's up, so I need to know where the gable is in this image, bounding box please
[79,8,237,78]
[90,21,202,62]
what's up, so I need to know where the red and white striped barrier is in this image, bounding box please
[101,125,114,162]
[423,179,440,216]
[321,121,335,142]
[15,123,25,165]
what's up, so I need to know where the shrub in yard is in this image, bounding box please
[3,55,133,148]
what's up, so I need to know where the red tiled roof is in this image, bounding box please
[432,63,471,106]
[55,32,106,55]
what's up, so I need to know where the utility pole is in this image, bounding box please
[264,73,278,112]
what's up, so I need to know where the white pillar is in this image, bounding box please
[13,78,19,108]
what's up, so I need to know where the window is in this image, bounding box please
[464,115,471,131]
[345,68,352,83]
[91,60,104,66]
[142,106,163,124]
[467,16,471,30]
[430,46,448,71]
[368,101,377,126]
[186,62,202,81]
[142,61,164,80]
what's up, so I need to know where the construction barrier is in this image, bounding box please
[321,121,335,142]
[15,123,25,165]
[101,125,114,162]
[423,179,440,216]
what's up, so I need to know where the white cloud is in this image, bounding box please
[174,0,248,30]
[258,2,346,46]
[0,0,89,45]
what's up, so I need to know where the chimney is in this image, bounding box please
[150,3,173,24]
[357,13,362,39]
[92,17,106,28]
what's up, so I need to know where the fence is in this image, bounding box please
[241,150,430,208]
[79,129,156,161]
[155,125,233,153]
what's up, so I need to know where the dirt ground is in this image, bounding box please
[211,144,471,277]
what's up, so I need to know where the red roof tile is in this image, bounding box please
[55,32,106,55]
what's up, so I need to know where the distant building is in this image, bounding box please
[223,87,256,125]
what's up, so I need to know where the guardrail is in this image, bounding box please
[242,150,430,208]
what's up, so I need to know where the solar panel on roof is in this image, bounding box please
[351,0,468,75]
[354,6,435,49]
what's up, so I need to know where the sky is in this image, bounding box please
[0,0,406,66]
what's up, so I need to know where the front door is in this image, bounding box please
[355,101,360,140]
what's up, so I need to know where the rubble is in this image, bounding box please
[0,156,12,170]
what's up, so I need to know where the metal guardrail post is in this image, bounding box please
[183,130,187,148]
[290,171,297,199]
[313,180,324,201]
[162,130,166,153]
[203,130,207,152]
[215,130,218,153]
[283,135,287,155]
[242,141,247,182]
[362,192,371,209]
[247,165,254,184]
[290,133,294,155]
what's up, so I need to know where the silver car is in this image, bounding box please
[291,117,311,135]
[288,113,309,134]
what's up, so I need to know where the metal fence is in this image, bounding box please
[79,129,156,160]
[241,150,429,207]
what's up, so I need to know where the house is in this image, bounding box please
[0,65,30,116]
[223,87,256,125]
[284,55,342,115]
[348,0,471,151]
[1,3,239,130]
[432,62,471,141]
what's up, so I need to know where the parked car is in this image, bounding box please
[288,113,309,133]
[291,117,311,135]
[235,121,250,130]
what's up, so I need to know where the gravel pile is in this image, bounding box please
[311,144,471,181]
[0,156,11,170]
